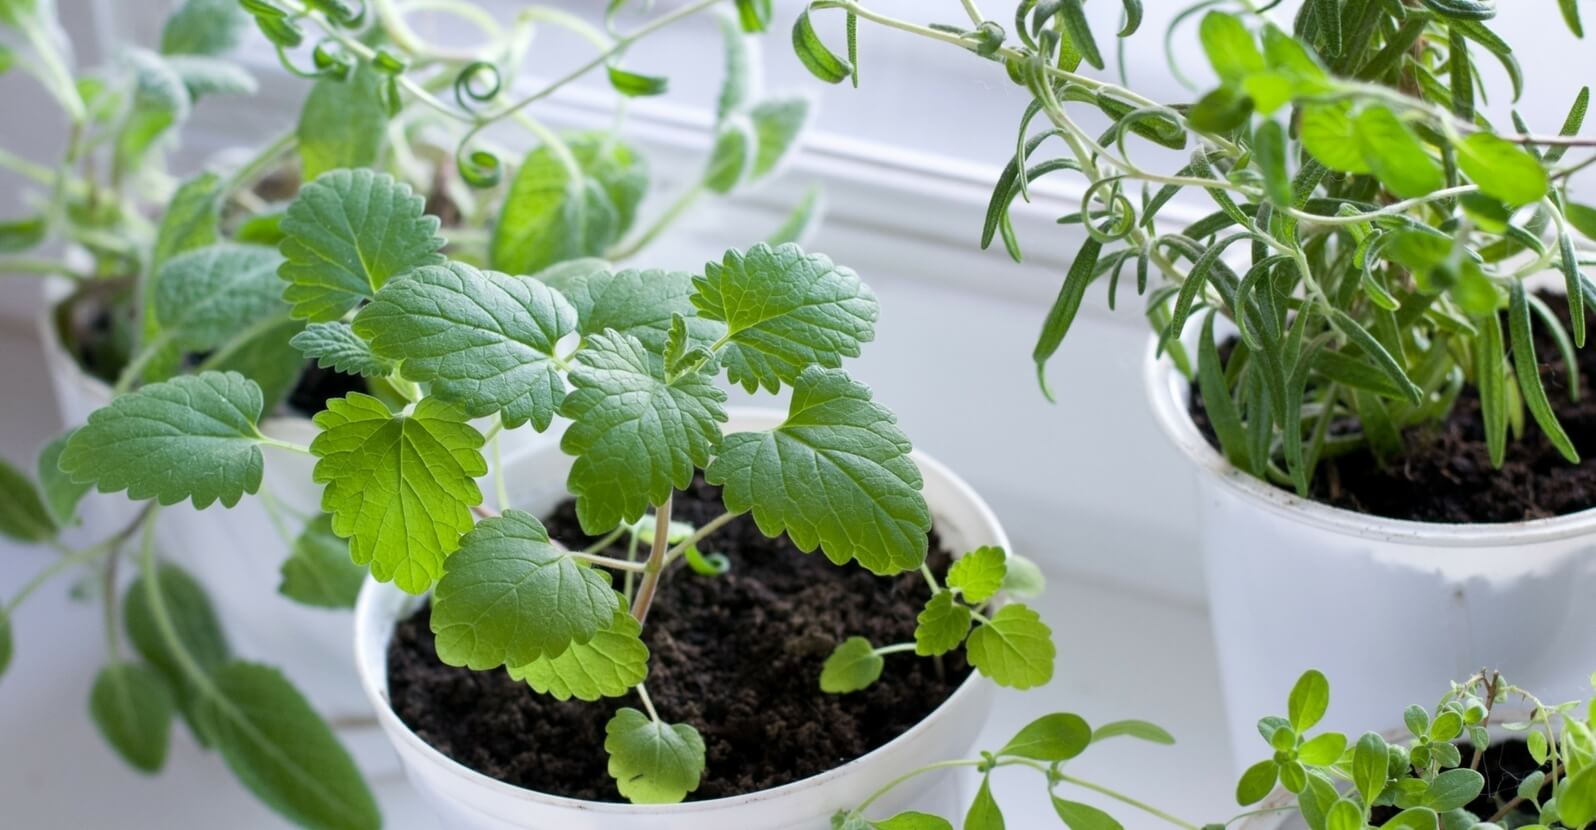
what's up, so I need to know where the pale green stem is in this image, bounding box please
[850,759,985,817]
[961,0,984,24]
[570,552,648,572]
[139,514,220,695]
[661,510,739,565]
[582,526,627,554]
[629,495,673,625]
[0,258,81,278]
[492,432,510,512]
[222,132,297,204]
[112,333,176,395]
[196,314,294,373]
[871,642,917,657]
[636,682,661,721]
[1057,773,1201,830]
[257,435,314,456]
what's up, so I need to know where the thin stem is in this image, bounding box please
[961,0,984,24]
[582,526,627,554]
[1057,773,1201,830]
[0,258,82,278]
[491,432,510,512]
[101,543,122,663]
[139,513,219,694]
[221,132,297,204]
[6,505,154,615]
[623,530,642,601]
[661,510,739,565]
[636,682,661,721]
[850,759,986,817]
[571,552,649,572]
[256,435,315,456]
[607,184,704,261]
[919,563,941,593]
[112,333,176,395]
[1285,185,1480,226]
[257,487,297,546]
[630,494,673,625]
[196,314,294,373]
[871,642,918,657]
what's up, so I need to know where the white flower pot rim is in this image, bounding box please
[1143,336,1596,548]
[354,404,1001,816]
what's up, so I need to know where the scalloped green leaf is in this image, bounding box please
[155,243,287,351]
[310,394,485,594]
[820,636,883,693]
[491,135,647,276]
[89,662,175,773]
[691,243,877,393]
[278,168,445,322]
[914,591,971,657]
[538,261,726,353]
[278,514,365,609]
[356,262,578,430]
[508,603,648,701]
[59,372,265,509]
[431,510,619,669]
[604,707,705,804]
[705,367,928,575]
[559,331,727,533]
[967,603,1055,690]
[290,322,394,378]
[947,546,1007,604]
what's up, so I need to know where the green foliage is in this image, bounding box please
[357,261,578,429]
[0,456,56,542]
[966,603,1055,689]
[0,607,10,684]
[160,0,248,56]
[913,591,971,656]
[278,169,445,322]
[538,261,725,352]
[155,243,286,351]
[278,514,366,609]
[310,394,486,594]
[124,562,230,742]
[507,604,648,702]
[964,778,1005,830]
[290,323,395,379]
[603,707,705,804]
[89,662,175,773]
[297,64,389,182]
[1000,713,1091,762]
[60,372,266,509]
[947,546,1006,604]
[39,435,91,530]
[491,134,647,276]
[819,636,883,693]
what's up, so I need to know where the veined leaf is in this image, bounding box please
[89,662,175,773]
[1002,713,1091,761]
[792,7,852,84]
[1053,798,1121,830]
[297,63,388,182]
[966,777,1005,830]
[820,636,883,693]
[356,262,578,430]
[124,562,230,744]
[492,135,645,275]
[559,331,727,533]
[692,243,877,393]
[197,662,380,830]
[914,591,971,656]
[1199,12,1264,82]
[290,322,394,378]
[704,116,756,194]
[875,813,954,830]
[1301,104,1370,174]
[604,708,705,804]
[538,261,725,353]
[36,430,90,528]
[431,510,619,669]
[508,603,648,701]
[1288,669,1330,732]
[947,546,1006,603]
[156,243,286,351]
[143,172,223,381]
[967,603,1054,689]
[278,169,445,322]
[1509,283,1578,463]
[278,514,365,609]
[748,97,809,180]
[208,316,304,415]
[1355,106,1443,199]
[161,0,248,56]
[311,394,486,594]
[60,372,266,509]
[1455,133,1548,206]
[706,367,929,574]
[1092,719,1175,745]
[0,456,56,542]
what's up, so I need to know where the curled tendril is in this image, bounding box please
[1081,176,1138,243]
[372,47,410,75]
[453,61,502,113]
[273,43,322,79]
[255,13,306,49]
[458,146,502,189]
[311,38,354,81]
[683,545,731,577]
[307,0,366,28]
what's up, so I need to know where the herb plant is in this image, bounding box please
[795,0,1596,495]
[834,668,1596,830]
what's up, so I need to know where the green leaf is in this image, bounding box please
[571,135,649,242]
[967,603,1055,690]
[1092,719,1175,745]
[356,262,578,430]
[297,63,388,182]
[278,168,445,322]
[604,707,705,804]
[716,13,752,119]
[278,514,365,609]
[539,262,725,353]
[0,607,10,683]
[127,49,190,120]
[1455,133,1548,206]
[1288,669,1331,732]
[820,636,884,693]
[1298,732,1348,765]
[1355,733,1390,804]
[1382,807,1438,830]
[1301,104,1371,174]
[60,372,265,509]
[1001,712,1091,761]
[913,591,971,656]
[431,510,619,669]
[559,331,727,533]
[198,662,380,830]
[89,662,175,773]
[1509,282,1579,463]
[1324,798,1361,830]
[1355,106,1444,199]
[208,316,305,414]
[1200,12,1264,82]
[36,431,90,528]
[1188,85,1254,133]
[1424,768,1484,811]
[1404,704,1431,738]
[166,55,256,100]
[607,65,668,97]
[965,777,1005,830]
[1052,798,1123,830]
[161,0,247,55]
[0,456,56,542]
[311,394,486,594]
[706,367,929,574]
[748,97,809,180]
[704,117,756,194]
[491,135,645,276]
[1000,552,1046,599]
[508,603,648,701]
[156,243,286,351]
[692,243,877,393]
[1568,201,1596,243]
[792,7,852,84]
[1562,766,1596,828]
[143,172,223,380]
[291,322,394,378]
[1237,759,1279,805]
[875,813,954,830]
[125,563,229,742]
[1254,120,1291,206]
[947,546,1006,604]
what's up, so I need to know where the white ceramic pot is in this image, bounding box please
[1145,340,1596,773]
[355,408,1002,830]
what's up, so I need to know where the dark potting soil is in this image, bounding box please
[1190,292,1596,523]
[285,362,368,419]
[1370,738,1542,825]
[386,476,972,802]
[55,277,139,385]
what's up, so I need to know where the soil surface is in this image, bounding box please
[387,477,971,802]
[1190,293,1596,522]
[1371,738,1542,825]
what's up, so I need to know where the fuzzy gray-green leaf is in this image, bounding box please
[156,243,286,351]
[538,261,726,353]
[89,662,175,773]
[291,322,394,378]
[278,514,365,609]
[0,455,56,542]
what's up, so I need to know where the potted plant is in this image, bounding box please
[834,668,1596,830]
[792,0,1596,762]
[4,0,819,721]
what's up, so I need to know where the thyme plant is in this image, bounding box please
[796,0,1596,495]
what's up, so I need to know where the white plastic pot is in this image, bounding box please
[355,408,1002,830]
[36,278,554,724]
[1145,339,1596,773]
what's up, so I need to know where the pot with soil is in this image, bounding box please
[1145,310,1596,772]
[354,408,1005,829]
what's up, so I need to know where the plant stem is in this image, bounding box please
[636,682,661,721]
[112,333,176,395]
[662,509,739,565]
[0,258,82,278]
[491,432,510,511]
[256,435,315,456]
[871,642,917,657]
[583,526,627,554]
[570,552,648,572]
[850,759,985,817]
[630,494,673,625]
[1057,773,1201,830]
[221,131,297,204]
[623,530,642,600]
[606,184,704,261]
[138,513,220,695]
[4,504,153,616]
